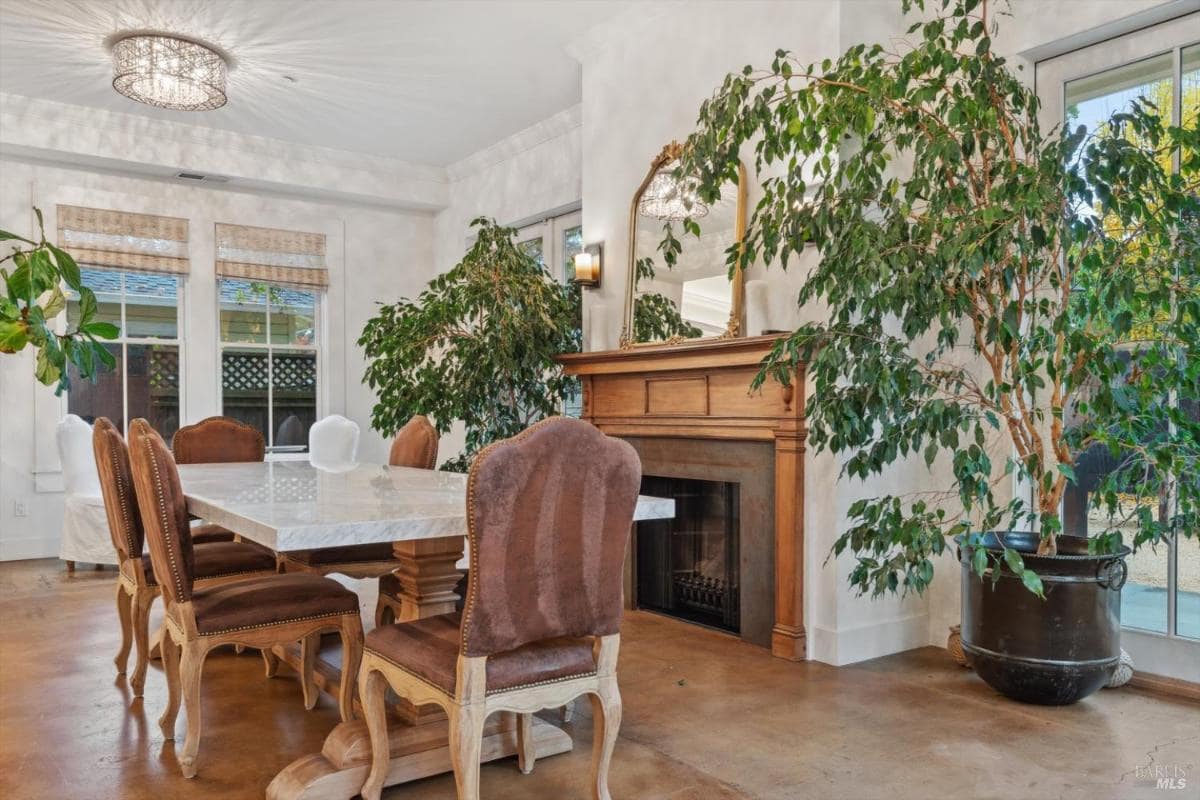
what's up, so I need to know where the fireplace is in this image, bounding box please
[557,334,807,660]
[636,476,741,633]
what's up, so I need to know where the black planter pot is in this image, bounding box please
[957,532,1131,705]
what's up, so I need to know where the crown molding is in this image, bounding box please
[445,104,581,182]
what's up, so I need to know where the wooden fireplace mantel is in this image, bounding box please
[557,335,807,661]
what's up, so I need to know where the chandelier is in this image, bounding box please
[638,165,709,221]
[112,34,227,111]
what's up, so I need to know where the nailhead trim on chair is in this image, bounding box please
[365,644,598,698]
[144,434,188,603]
[200,609,354,637]
[107,444,139,559]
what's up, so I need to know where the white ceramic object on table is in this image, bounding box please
[308,414,360,471]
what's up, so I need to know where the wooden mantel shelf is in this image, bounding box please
[557,335,809,661]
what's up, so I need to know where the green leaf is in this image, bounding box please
[1020,569,1044,598]
[40,286,66,321]
[48,245,81,291]
[82,321,119,340]
[0,318,29,353]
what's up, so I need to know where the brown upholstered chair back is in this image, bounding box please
[460,417,641,658]
[128,418,195,604]
[173,416,264,464]
[388,415,438,469]
[92,417,142,562]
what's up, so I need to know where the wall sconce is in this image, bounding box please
[573,243,602,288]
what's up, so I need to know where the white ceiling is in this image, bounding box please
[0,0,629,167]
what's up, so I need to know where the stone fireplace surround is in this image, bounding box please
[558,334,806,660]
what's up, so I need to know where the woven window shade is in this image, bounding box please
[215,223,328,288]
[57,205,189,274]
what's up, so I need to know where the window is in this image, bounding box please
[514,209,583,285]
[66,270,183,440]
[1037,18,1200,660]
[58,205,188,441]
[515,210,584,417]
[216,223,326,453]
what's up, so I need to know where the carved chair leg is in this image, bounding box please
[337,617,363,723]
[129,589,154,697]
[517,712,536,774]
[158,631,182,739]
[560,702,573,723]
[114,584,133,676]
[262,647,280,678]
[149,626,163,661]
[589,682,622,800]
[178,641,209,778]
[448,702,486,800]
[358,665,391,800]
[300,633,321,711]
[234,644,246,655]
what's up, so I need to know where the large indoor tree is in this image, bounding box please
[360,217,582,471]
[674,0,1199,595]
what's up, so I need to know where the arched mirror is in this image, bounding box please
[620,141,747,347]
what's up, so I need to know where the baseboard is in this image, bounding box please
[809,612,930,666]
[0,536,60,561]
[1128,671,1200,703]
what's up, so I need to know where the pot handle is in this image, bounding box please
[1096,558,1128,592]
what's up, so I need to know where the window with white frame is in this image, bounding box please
[215,223,326,453]
[515,209,584,417]
[1037,16,1200,657]
[59,205,188,442]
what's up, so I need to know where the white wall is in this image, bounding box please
[0,158,433,560]
[572,0,1179,664]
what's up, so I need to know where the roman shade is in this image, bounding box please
[215,223,328,289]
[57,205,190,275]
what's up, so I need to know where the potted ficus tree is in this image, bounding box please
[359,217,584,471]
[672,0,1198,703]
[1,208,118,391]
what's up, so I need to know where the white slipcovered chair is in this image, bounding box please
[57,414,117,571]
[308,414,360,471]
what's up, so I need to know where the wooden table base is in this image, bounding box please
[267,714,572,800]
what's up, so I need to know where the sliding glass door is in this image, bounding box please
[1037,13,1200,679]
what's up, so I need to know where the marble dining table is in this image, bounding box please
[176,459,674,800]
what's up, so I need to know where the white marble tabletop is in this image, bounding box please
[178,461,675,553]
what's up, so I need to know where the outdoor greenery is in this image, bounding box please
[673,0,1199,596]
[359,218,583,471]
[0,208,118,393]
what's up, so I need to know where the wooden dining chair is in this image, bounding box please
[172,415,266,464]
[358,417,641,800]
[283,415,441,626]
[127,418,365,779]
[93,417,280,697]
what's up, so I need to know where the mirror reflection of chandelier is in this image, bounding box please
[638,164,709,221]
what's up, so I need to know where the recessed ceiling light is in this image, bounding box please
[111,33,227,111]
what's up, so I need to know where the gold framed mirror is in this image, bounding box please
[620,141,747,348]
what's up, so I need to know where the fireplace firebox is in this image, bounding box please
[636,476,740,633]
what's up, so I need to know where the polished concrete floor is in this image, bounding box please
[0,559,1196,800]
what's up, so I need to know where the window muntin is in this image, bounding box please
[66,268,182,442]
[1056,40,1200,640]
[218,279,319,453]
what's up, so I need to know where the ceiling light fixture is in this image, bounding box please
[111,34,227,111]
